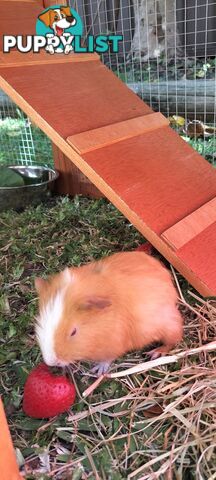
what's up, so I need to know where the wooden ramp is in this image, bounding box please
[1,1,216,297]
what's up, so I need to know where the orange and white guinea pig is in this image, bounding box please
[35,251,183,375]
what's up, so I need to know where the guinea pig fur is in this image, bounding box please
[35,251,183,374]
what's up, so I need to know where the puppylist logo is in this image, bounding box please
[3,4,123,55]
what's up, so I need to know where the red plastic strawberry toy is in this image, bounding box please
[135,242,153,255]
[23,363,76,418]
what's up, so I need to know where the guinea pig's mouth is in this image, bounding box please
[53,359,69,367]
[43,357,69,368]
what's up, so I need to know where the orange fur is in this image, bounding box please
[35,252,183,365]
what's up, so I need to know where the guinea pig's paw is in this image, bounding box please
[147,345,170,360]
[91,361,111,376]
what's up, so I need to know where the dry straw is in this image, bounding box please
[52,282,216,479]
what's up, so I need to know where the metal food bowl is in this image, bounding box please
[0,165,59,211]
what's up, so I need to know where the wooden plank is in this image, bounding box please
[52,144,103,198]
[67,112,169,153]
[82,129,216,234]
[0,62,151,139]
[0,52,99,68]
[0,2,43,51]
[161,197,216,250]
[1,0,41,2]
[44,0,67,6]
[176,222,216,294]
[0,72,216,296]
[0,398,22,480]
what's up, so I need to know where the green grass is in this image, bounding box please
[0,197,143,478]
[31,125,53,166]
[0,196,216,479]
[187,135,216,164]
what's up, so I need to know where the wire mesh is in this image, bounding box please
[0,92,53,168]
[0,93,35,166]
[71,0,216,165]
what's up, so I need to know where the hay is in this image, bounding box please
[59,293,216,480]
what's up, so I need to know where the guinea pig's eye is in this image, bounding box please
[71,327,77,337]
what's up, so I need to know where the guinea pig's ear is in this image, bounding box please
[34,277,47,293]
[80,296,112,310]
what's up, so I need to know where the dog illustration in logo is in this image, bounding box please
[38,6,77,54]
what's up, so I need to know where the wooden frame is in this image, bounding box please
[0,398,22,480]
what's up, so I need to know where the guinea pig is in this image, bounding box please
[35,251,183,375]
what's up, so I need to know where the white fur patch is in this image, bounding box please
[63,267,73,283]
[36,290,64,366]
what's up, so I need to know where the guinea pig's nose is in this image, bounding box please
[45,359,58,367]
[56,359,69,367]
